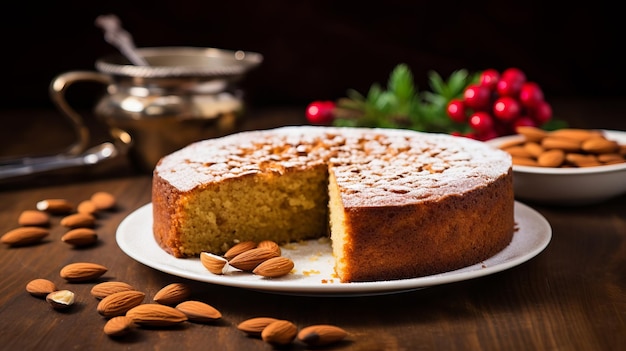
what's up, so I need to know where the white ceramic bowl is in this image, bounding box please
[486,130,626,206]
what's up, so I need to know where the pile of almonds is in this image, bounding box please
[498,126,626,168]
[201,240,295,278]
[0,191,116,247]
[10,191,349,347]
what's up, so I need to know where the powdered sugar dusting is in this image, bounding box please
[155,126,511,205]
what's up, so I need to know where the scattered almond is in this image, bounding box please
[228,247,279,271]
[257,240,281,256]
[91,191,117,210]
[36,199,74,214]
[200,252,228,275]
[224,241,257,260]
[1,227,49,246]
[62,228,98,246]
[26,278,57,297]
[253,256,294,278]
[97,290,146,318]
[46,289,75,310]
[60,213,96,228]
[126,304,188,327]
[17,210,50,227]
[175,300,222,323]
[77,200,98,215]
[91,281,136,299]
[104,316,136,337]
[60,262,108,282]
[261,320,298,345]
[153,283,191,305]
[298,324,348,346]
[237,317,280,337]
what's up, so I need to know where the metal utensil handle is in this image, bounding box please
[95,14,149,66]
[48,71,112,155]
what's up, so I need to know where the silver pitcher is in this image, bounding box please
[50,47,263,172]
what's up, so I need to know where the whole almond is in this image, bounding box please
[581,137,619,154]
[60,262,108,282]
[175,300,222,323]
[549,128,602,141]
[1,227,49,246]
[62,228,98,246]
[253,256,294,278]
[522,142,544,158]
[91,191,117,210]
[224,241,257,260]
[60,213,96,228]
[18,210,50,227]
[261,320,298,345]
[228,247,279,271]
[153,283,191,305]
[516,126,548,142]
[511,156,538,167]
[97,290,146,318]
[126,304,188,327]
[565,153,602,167]
[257,240,281,256]
[104,316,136,337]
[537,149,565,167]
[501,145,533,158]
[26,278,57,297]
[237,317,280,336]
[91,281,136,299]
[46,289,75,310]
[77,200,98,215]
[541,137,581,152]
[200,252,228,275]
[36,199,74,214]
[298,324,349,346]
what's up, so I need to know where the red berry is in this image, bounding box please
[468,111,494,133]
[479,69,500,91]
[497,67,526,97]
[463,84,491,111]
[446,99,467,123]
[530,100,552,125]
[493,96,521,122]
[305,101,335,125]
[519,82,544,108]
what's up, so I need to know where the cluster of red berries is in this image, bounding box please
[447,67,552,140]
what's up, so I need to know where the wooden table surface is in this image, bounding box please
[0,100,625,351]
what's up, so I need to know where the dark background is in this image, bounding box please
[0,1,622,112]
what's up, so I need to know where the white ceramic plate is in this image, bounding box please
[487,130,626,205]
[116,202,551,296]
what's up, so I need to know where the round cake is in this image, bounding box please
[152,126,515,282]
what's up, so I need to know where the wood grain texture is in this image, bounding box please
[0,104,625,350]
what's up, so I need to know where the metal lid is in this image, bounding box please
[95,47,263,78]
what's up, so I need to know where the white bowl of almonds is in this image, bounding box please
[487,127,626,205]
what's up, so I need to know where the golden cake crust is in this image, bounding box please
[152,126,514,282]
